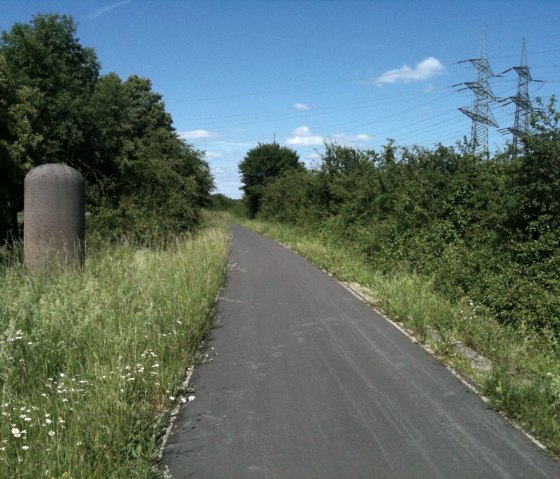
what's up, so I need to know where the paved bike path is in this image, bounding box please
[161,225,560,478]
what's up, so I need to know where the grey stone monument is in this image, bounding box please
[24,164,85,271]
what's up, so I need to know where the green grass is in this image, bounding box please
[0,222,230,478]
[231,213,560,457]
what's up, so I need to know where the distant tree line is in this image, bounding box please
[0,13,213,243]
[239,100,560,334]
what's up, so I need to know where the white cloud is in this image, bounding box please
[286,126,324,146]
[178,129,215,140]
[199,140,254,199]
[293,126,311,136]
[375,57,444,85]
[89,0,132,19]
[288,136,324,146]
[333,133,373,144]
[351,134,372,142]
[294,103,310,111]
[204,151,224,160]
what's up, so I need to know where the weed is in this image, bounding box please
[0,224,229,477]
[234,213,560,456]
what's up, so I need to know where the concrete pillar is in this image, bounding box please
[24,164,85,272]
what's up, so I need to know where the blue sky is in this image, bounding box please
[2,1,559,198]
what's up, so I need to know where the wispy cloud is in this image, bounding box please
[353,134,372,141]
[422,83,435,93]
[286,126,324,146]
[204,151,224,160]
[332,132,374,145]
[294,103,310,111]
[198,140,255,199]
[89,0,132,20]
[178,129,216,140]
[374,57,444,85]
[345,133,373,142]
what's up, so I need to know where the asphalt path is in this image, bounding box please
[161,225,560,478]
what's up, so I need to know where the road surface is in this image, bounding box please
[161,225,560,478]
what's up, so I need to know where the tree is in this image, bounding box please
[86,75,214,240]
[0,13,99,241]
[0,13,214,243]
[239,142,302,217]
[1,14,100,168]
[515,96,560,235]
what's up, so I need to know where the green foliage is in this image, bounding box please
[208,193,245,216]
[238,142,302,217]
[0,13,213,243]
[234,214,560,456]
[514,97,560,235]
[0,13,99,171]
[0,225,229,477]
[259,169,323,225]
[254,113,560,335]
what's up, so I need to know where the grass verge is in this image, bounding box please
[230,213,560,458]
[0,221,230,478]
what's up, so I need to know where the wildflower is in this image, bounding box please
[169,396,175,401]
[11,427,22,438]
[21,445,29,450]
[188,395,196,402]
[48,431,55,437]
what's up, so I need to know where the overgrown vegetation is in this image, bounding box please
[231,100,560,454]
[0,13,226,477]
[0,224,229,478]
[232,215,560,456]
[246,102,560,336]
[238,142,302,217]
[0,13,212,243]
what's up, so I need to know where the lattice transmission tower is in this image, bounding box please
[455,30,499,158]
[499,38,542,157]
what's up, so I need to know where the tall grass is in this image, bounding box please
[233,214,560,457]
[0,224,229,478]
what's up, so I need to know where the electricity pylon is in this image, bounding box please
[455,30,499,158]
[498,38,542,157]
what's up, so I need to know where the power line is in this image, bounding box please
[497,38,542,157]
[455,29,499,158]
